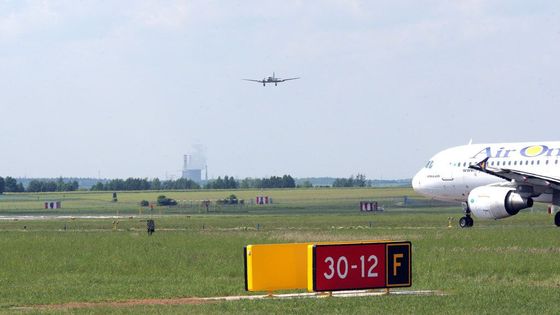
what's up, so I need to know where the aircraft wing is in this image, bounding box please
[243,79,263,83]
[280,77,300,82]
[469,157,560,189]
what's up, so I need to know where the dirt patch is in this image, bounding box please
[29,297,215,310]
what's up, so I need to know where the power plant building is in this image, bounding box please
[182,150,206,183]
[183,169,202,182]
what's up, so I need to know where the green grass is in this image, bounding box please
[0,187,417,215]
[0,188,558,314]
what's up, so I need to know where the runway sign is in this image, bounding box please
[308,242,411,292]
[244,240,407,292]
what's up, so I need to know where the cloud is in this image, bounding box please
[0,0,59,40]
[131,0,191,30]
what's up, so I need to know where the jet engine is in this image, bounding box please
[468,186,533,219]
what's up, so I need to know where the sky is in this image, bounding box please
[1,0,560,180]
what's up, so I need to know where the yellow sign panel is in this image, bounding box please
[245,243,310,291]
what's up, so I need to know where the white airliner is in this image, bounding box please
[412,141,560,228]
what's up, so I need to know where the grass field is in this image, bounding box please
[0,187,416,215]
[0,188,558,314]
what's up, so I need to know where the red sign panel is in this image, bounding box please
[312,242,411,291]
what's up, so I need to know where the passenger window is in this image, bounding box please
[514,161,517,166]
[508,161,511,166]
[537,160,540,165]
[531,160,534,165]
[525,161,529,165]
[546,160,549,165]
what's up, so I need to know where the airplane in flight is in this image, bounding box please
[412,141,560,228]
[243,72,300,86]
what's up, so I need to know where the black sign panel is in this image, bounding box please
[386,242,411,287]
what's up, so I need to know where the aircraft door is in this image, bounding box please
[441,163,454,182]
[440,164,455,197]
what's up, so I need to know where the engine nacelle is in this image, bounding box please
[468,186,533,219]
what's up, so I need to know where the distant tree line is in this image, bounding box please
[239,175,296,189]
[0,177,25,193]
[204,176,239,189]
[0,174,299,193]
[332,174,367,188]
[90,178,200,191]
[27,178,79,192]
[91,175,296,191]
[0,176,75,193]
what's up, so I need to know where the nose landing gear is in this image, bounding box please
[459,202,474,228]
[555,211,560,227]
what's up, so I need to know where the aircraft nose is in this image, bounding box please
[412,171,422,193]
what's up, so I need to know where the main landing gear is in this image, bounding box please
[555,211,560,227]
[459,203,474,228]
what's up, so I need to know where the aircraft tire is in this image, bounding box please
[459,217,468,228]
[467,216,474,227]
[555,212,560,227]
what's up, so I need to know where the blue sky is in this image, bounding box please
[1,1,559,179]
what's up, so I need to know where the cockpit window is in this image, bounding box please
[425,160,434,169]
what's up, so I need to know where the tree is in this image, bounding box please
[226,176,238,189]
[27,180,44,192]
[151,178,161,190]
[5,177,18,192]
[333,177,352,187]
[300,180,313,188]
[69,181,79,191]
[0,177,4,194]
[355,174,367,187]
[56,177,65,191]
[282,175,296,188]
[91,182,105,191]
[332,174,367,187]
